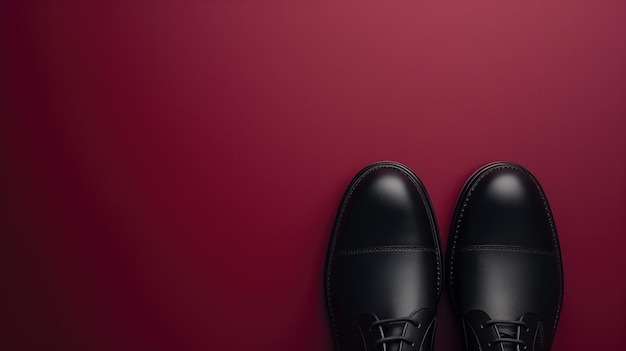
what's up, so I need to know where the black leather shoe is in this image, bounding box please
[325,161,442,351]
[446,162,564,351]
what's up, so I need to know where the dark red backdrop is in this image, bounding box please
[1,1,625,350]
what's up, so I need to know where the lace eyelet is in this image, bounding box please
[416,323,422,329]
[480,324,484,329]
[487,343,492,347]
[525,327,530,332]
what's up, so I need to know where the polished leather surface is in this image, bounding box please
[447,162,563,351]
[326,161,442,351]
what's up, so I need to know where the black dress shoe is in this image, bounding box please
[446,162,564,351]
[325,161,442,351]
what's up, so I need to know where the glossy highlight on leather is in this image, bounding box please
[325,161,442,351]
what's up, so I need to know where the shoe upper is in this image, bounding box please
[447,162,563,351]
[326,162,442,351]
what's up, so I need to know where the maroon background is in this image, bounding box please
[1,1,625,350]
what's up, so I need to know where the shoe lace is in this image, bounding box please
[483,319,528,349]
[369,317,421,348]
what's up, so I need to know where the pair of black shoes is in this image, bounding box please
[325,161,563,351]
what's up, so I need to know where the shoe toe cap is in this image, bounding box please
[456,164,556,250]
[336,165,437,250]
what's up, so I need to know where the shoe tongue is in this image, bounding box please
[381,324,405,351]
[497,325,518,351]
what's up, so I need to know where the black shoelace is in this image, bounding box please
[369,317,421,348]
[482,319,528,349]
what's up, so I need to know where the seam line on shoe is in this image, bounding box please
[455,245,556,256]
[337,246,436,255]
